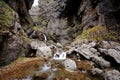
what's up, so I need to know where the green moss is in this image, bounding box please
[0,1,15,27]
[19,29,30,42]
[75,26,117,42]
[33,26,41,31]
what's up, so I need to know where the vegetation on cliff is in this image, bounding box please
[74,26,117,43]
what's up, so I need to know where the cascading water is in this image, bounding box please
[42,33,47,42]
[53,51,67,60]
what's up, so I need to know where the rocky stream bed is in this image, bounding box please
[0,39,120,80]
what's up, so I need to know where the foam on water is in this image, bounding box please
[53,51,66,60]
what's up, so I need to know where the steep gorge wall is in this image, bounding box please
[0,0,34,66]
[36,0,120,44]
[61,0,120,42]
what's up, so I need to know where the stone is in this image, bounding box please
[80,44,91,49]
[62,59,77,71]
[36,46,52,58]
[102,41,112,49]
[90,48,100,55]
[89,41,97,48]
[80,49,95,60]
[98,48,108,53]
[103,70,120,80]
[107,49,120,64]
[102,41,120,49]
[91,68,103,75]
[115,46,120,51]
[91,56,110,68]
[56,43,63,48]
[30,40,46,49]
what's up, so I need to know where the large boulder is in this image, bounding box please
[36,46,52,58]
[62,59,77,71]
[30,40,46,49]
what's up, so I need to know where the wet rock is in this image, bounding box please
[103,70,120,80]
[62,59,77,71]
[91,56,110,68]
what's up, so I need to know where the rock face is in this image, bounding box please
[63,0,120,38]
[4,0,34,27]
[31,0,120,44]
[0,0,34,66]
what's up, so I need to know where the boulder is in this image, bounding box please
[103,70,120,80]
[30,40,46,49]
[91,56,110,68]
[36,46,52,58]
[56,43,63,48]
[62,59,77,71]
[90,48,100,56]
[80,49,95,60]
[107,49,120,64]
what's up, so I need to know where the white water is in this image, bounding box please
[53,51,67,60]
[42,33,47,42]
[33,0,39,6]
[40,62,51,73]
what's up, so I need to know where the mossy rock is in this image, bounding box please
[0,1,15,27]
[74,26,117,43]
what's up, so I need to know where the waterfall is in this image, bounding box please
[42,33,47,42]
[53,51,66,60]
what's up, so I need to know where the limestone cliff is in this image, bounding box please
[60,0,120,42]
[0,0,34,66]
[33,0,120,44]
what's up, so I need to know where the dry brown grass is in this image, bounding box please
[0,57,45,80]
